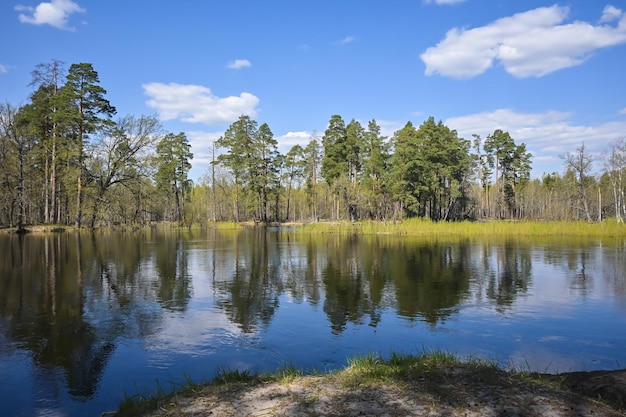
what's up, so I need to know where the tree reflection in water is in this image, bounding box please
[0,229,625,416]
[0,229,194,399]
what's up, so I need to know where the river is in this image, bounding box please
[1,227,625,416]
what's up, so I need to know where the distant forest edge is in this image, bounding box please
[2,61,626,231]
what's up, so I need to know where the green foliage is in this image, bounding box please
[388,121,421,216]
[321,114,348,186]
[345,118,364,186]
[303,137,321,220]
[484,129,532,218]
[6,62,626,227]
[387,117,473,221]
[283,144,306,221]
[215,115,257,184]
[61,63,117,227]
[62,63,117,135]
[360,119,389,220]
[155,132,193,222]
[248,122,281,222]
[215,116,282,222]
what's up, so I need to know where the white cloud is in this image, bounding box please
[423,0,466,4]
[189,130,318,180]
[147,307,245,357]
[143,82,260,126]
[186,130,224,178]
[600,5,622,23]
[226,59,251,69]
[0,64,8,74]
[337,36,357,45]
[619,107,626,114]
[445,108,626,175]
[376,120,406,138]
[15,0,85,30]
[421,5,626,78]
[274,120,403,155]
[276,131,312,152]
[188,130,314,180]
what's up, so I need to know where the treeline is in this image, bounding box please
[2,61,626,228]
[0,61,193,230]
[201,114,625,224]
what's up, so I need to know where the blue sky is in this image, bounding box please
[2,0,626,181]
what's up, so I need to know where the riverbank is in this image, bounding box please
[112,353,626,417]
[5,218,626,238]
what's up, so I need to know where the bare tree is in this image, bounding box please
[563,143,594,222]
[0,103,31,231]
[85,115,162,227]
[604,138,626,223]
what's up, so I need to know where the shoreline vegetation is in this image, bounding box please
[4,218,626,238]
[111,351,626,417]
[295,218,626,238]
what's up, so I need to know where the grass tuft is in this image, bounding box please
[275,363,305,383]
[213,366,255,384]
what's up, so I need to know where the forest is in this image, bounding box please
[1,61,626,230]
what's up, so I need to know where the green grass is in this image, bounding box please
[15,219,625,237]
[114,350,473,416]
[117,379,170,416]
[341,349,498,381]
[114,349,618,416]
[213,366,255,384]
[297,218,626,237]
[275,363,306,383]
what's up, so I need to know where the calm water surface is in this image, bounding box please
[1,228,625,416]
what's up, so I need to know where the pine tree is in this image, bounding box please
[215,115,257,222]
[61,63,116,227]
[155,132,193,222]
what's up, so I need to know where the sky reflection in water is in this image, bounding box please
[0,229,625,416]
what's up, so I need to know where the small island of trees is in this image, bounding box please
[1,60,625,230]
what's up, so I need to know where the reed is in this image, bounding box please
[296,219,626,237]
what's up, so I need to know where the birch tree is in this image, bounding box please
[563,143,594,222]
[604,138,626,222]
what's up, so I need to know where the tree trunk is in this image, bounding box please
[16,145,25,233]
[75,124,84,228]
[234,179,240,222]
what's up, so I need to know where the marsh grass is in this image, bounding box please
[298,218,626,237]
